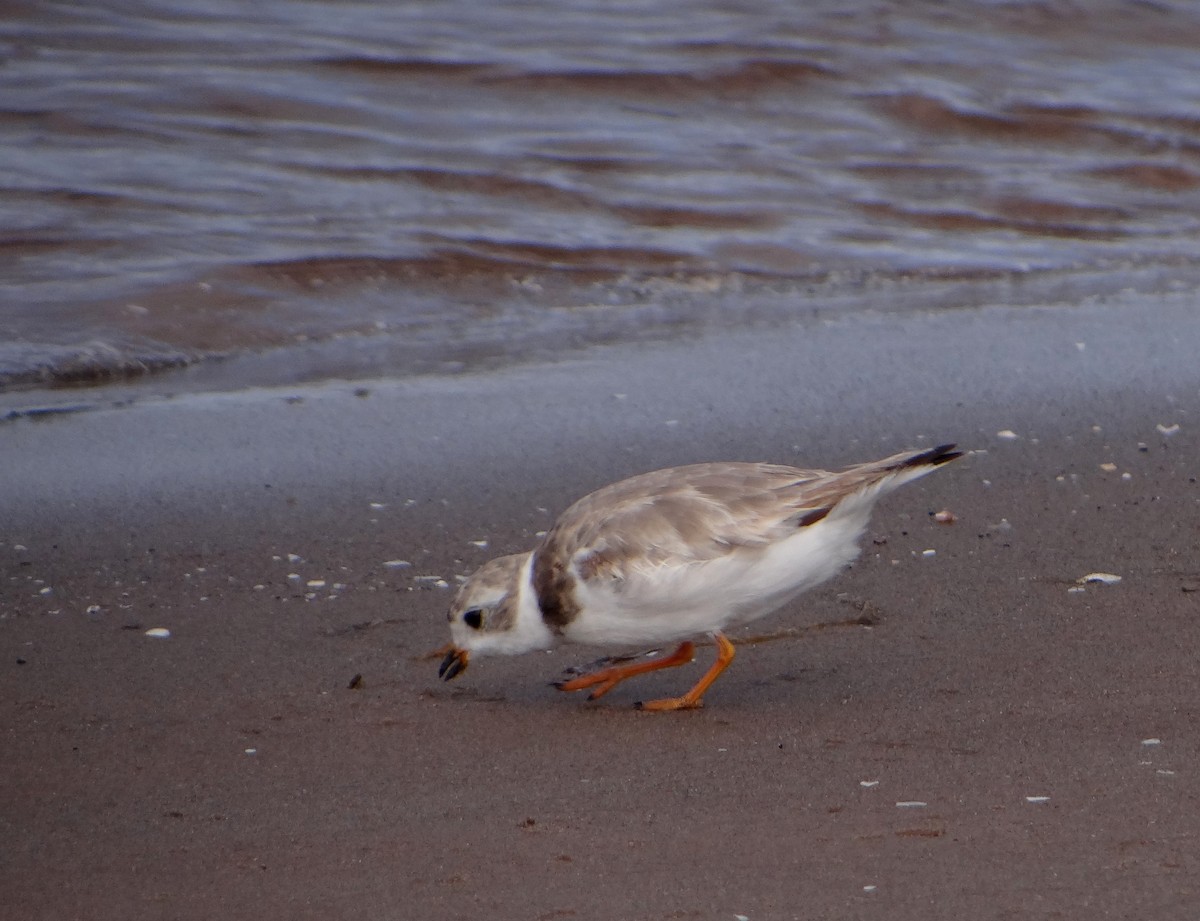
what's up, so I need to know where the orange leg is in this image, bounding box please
[554,642,696,701]
[636,632,735,712]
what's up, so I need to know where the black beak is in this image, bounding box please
[439,647,469,681]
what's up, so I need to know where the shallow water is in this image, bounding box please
[4,0,1200,401]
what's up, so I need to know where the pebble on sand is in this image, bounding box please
[1079,572,1121,585]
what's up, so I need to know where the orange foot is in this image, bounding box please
[553,642,695,701]
[635,632,736,712]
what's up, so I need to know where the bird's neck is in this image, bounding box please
[483,553,557,656]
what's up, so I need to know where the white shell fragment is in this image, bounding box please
[383,559,412,569]
[1025,796,1051,804]
[1142,738,1162,746]
[921,549,937,558]
[306,579,326,588]
[1099,462,1117,472]
[1079,572,1122,585]
[896,801,927,808]
[933,509,957,524]
[1156,423,1180,436]
[997,429,1019,440]
[860,780,880,788]
[145,628,171,638]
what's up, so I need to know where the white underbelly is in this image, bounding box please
[561,512,868,647]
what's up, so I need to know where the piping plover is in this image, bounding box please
[439,443,961,710]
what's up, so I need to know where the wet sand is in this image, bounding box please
[3,296,1199,920]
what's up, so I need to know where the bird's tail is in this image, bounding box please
[883,443,963,473]
[838,442,962,496]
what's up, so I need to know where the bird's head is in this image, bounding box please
[439,552,532,681]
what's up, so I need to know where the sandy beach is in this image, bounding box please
[3,294,1199,920]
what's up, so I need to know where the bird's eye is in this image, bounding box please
[463,608,484,630]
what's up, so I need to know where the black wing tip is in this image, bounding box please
[895,443,963,470]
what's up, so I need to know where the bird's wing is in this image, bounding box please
[544,462,846,581]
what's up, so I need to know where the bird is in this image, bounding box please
[438,443,961,711]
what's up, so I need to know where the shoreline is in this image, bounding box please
[5,262,1200,420]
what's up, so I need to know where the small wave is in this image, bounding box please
[244,243,696,291]
[488,57,830,100]
[314,57,492,79]
[1087,162,1200,191]
[0,340,200,392]
[877,93,1159,155]
[858,201,1127,242]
